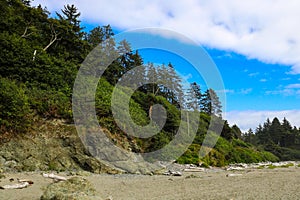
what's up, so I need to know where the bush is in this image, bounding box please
[177,144,201,165]
[0,77,31,133]
[27,87,72,120]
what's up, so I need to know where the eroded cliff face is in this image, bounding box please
[0,118,116,174]
[0,118,161,175]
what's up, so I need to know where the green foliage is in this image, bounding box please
[0,77,31,133]
[178,132,279,167]
[280,163,294,168]
[250,117,300,161]
[27,87,72,119]
[265,143,300,161]
[267,163,294,169]
[0,0,291,169]
[267,165,277,169]
[177,144,201,165]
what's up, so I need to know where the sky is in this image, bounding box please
[33,0,300,132]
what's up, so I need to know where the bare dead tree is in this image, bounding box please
[43,24,61,51]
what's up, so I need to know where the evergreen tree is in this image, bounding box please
[146,63,159,95]
[270,117,283,145]
[54,4,88,62]
[200,89,222,117]
[86,26,105,48]
[231,124,242,139]
[166,63,184,107]
[244,128,255,144]
[186,82,201,110]
[281,118,293,147]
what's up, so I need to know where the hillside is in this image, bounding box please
[0,0,298,175]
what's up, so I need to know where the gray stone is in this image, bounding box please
[40,177,102,200]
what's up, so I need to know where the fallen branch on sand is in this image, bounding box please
[226,173,243,177]
[42,173,67,182]
[0,179,34,189]
[184,168,205,172]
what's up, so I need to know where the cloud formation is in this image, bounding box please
[225,110,300,132]
[266,83,300,96]
[34,0,300,74]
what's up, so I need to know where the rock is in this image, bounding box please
[163,170,182,176]
[40,177,102,200]
[185,174,200,179]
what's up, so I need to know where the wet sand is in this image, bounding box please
[0,167,299,200]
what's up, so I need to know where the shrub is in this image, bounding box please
[27,87,72,119]
[0,77,31,133]
[177,144,201,165]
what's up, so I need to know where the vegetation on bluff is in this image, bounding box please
[0,0,299,170]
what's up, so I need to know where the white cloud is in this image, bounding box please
[216,89,235,94]
[216,88,253,95]
[286,84,300,89]
[248,72,259,77]
[33,0,300,74]
[240,88,252,94]
[266,84,300,96]
[225,110,300,132]
[260,79,267,82]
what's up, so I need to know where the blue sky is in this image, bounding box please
[33,0,300,131]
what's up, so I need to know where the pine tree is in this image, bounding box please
[200,89,222,117]
[270,117,283,145]
[146,63,159,95]
[166,63,184,107]
[86,26,105,48]
[186,82,201,110]
[231,124,242,139]
[281,117,293,147]
[54,4,88,62]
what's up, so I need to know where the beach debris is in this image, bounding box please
[226,166,245,171]
[106,196,113,200]
[183,164,206,172]
[18,179,34,184]
[226,173,243,177]
[0,179,34,189]
[163,170,182,176]
[225,161,297,171]
[42,173,67,182]
[184,167,205,172]
[185,174,200,179]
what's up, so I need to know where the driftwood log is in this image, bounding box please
[0,179,34,189]
[42,173,67,182]
[226,173,243,177]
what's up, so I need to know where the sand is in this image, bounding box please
[0,167,299,200]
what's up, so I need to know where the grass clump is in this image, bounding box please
[267,165,277,169]
[279,163,294,168]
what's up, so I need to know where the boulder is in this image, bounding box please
[40,177,102,200]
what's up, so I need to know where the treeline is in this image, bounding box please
[0,0,222,132]
[0,0,122,132]
[244,118,300,160]
[0,0,291,166]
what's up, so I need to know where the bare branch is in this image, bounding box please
[21,21,34,38]
[43,24,60,51]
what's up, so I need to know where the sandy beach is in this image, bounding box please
[0,166,299,200]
